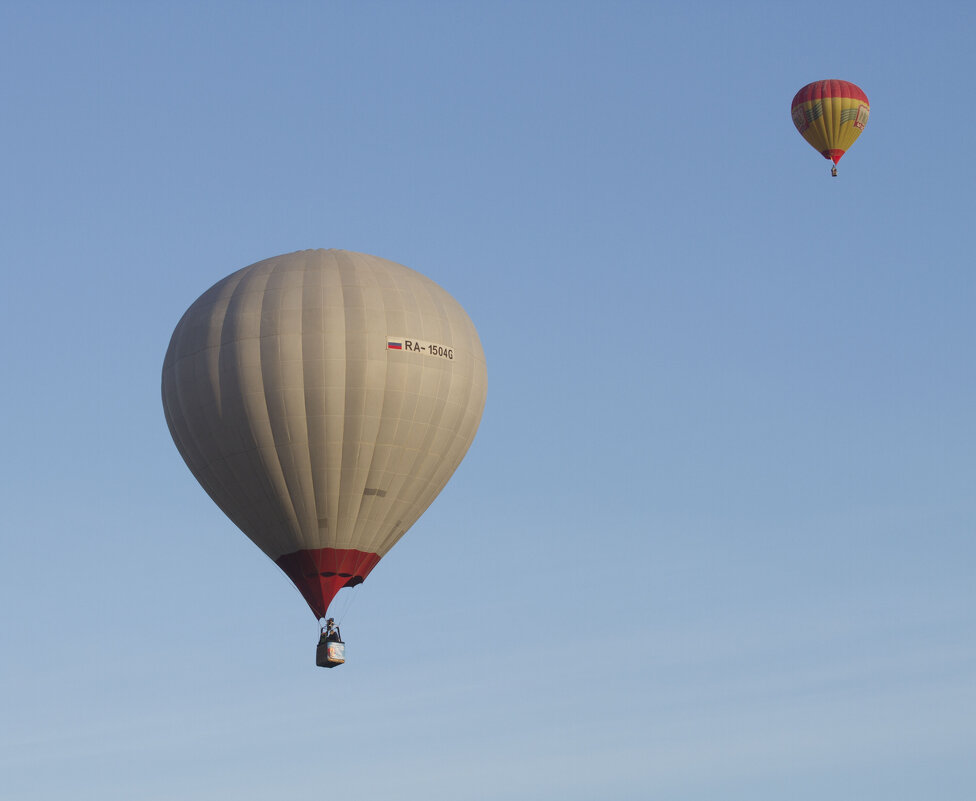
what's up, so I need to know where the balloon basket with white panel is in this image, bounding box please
[317,640,345,668]
[162,250,487,667]
[316,618,345,668]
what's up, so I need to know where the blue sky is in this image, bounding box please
[2,2,974,799]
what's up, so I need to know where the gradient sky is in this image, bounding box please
[2,2,974,800]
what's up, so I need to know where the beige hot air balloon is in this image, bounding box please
[162,250,487,666]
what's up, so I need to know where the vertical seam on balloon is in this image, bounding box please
[815,85,828,160]
[314,252,337,582]
[296,253,316,556]
[348,256,385,557]
[255,257,304,558]
[279,256,314,548]
[365,257,407,559]
[192,278,245,526]
[364,269,392,560]
[831,95,840,160]
[824,92,834,160]
[219,270,277,543]
[317,253,337,579]
[372,266,413,558]
[334,251,352,555]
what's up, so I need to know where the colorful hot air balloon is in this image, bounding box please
[791,79,870,175]
[162,250,487,658]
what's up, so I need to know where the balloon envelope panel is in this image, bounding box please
[162,250,487,618]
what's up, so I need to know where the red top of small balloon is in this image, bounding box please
[791,80,869,110]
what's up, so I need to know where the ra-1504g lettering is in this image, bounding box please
[388,338,454,360]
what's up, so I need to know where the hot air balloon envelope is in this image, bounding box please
[162,250,487,620]
[791,79,869,167]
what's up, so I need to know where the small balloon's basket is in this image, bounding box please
[317,638,345,668]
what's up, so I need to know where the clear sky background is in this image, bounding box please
[2,2,974,799]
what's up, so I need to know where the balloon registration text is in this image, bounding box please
[388,338,454,360]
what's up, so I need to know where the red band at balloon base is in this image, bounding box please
[276,548,382,619]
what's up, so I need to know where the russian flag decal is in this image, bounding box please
[387,340,403,350]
